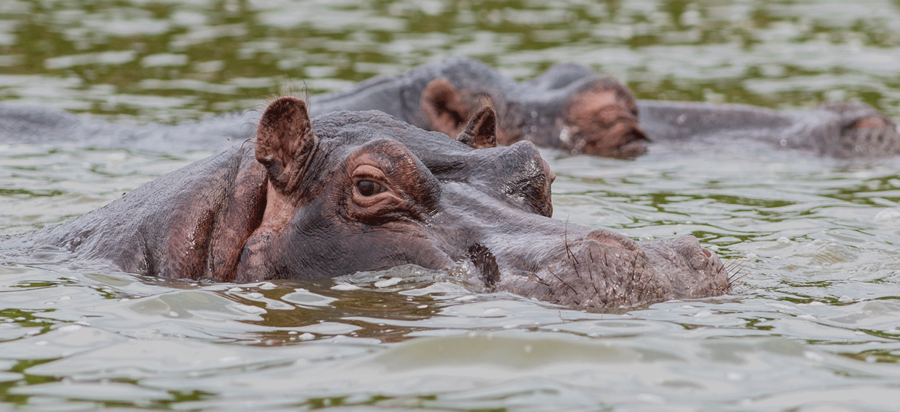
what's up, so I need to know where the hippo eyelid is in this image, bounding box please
[348,164,406,212]
[352,164,387,180]
[351,165,393,192]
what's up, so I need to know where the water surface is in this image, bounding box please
[2,0,900,410]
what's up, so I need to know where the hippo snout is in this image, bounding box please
[563,83,651,159]
[669,235,722,272]
[574,123,649,158]
[579,231,723,275]
[497,229,730,309]
[640,235,729,299]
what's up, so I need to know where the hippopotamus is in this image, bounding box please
[3,97,731,309]
[2,57,896,159]
[307,57,650,158]
[308,57,900,159]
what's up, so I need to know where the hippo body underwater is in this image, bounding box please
[2,98,730,309]
[2,57,896,159]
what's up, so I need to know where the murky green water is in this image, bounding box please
[2,0,900,410]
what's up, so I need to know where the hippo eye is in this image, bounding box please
[356,180,384,197]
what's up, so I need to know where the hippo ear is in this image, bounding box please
[456,106,498,149]
[255,96,316,193]
[421,78,471,138]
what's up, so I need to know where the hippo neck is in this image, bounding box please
[27,145,270,281]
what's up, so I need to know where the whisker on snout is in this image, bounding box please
[720,258,750,291]
[723,258,746,273]
[726,271,750,291]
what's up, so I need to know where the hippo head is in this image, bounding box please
[419,63,649,159]
[237,97,728,308]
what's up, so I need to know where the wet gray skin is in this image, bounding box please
[3,58,896,159]
[3,98,729,309]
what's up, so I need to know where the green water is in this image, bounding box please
[2,0,900,410]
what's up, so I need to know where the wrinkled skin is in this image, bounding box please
[2,58,896,159]
[5,98,730,309]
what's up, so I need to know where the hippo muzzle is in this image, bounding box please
[426,179,729,309]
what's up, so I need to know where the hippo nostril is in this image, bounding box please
[467,243,500,288]
[631,124,650,142]
[853,117,888,129]
[667,235,720,271]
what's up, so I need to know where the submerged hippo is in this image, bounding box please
[308,57,649,158]
[311,57,900,159]
[3,97,730,309]
[2,58,896,159]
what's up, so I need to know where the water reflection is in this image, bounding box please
[4,0,900,410]
[1,0,898,122]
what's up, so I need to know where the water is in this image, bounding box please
[2,0,900,410]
